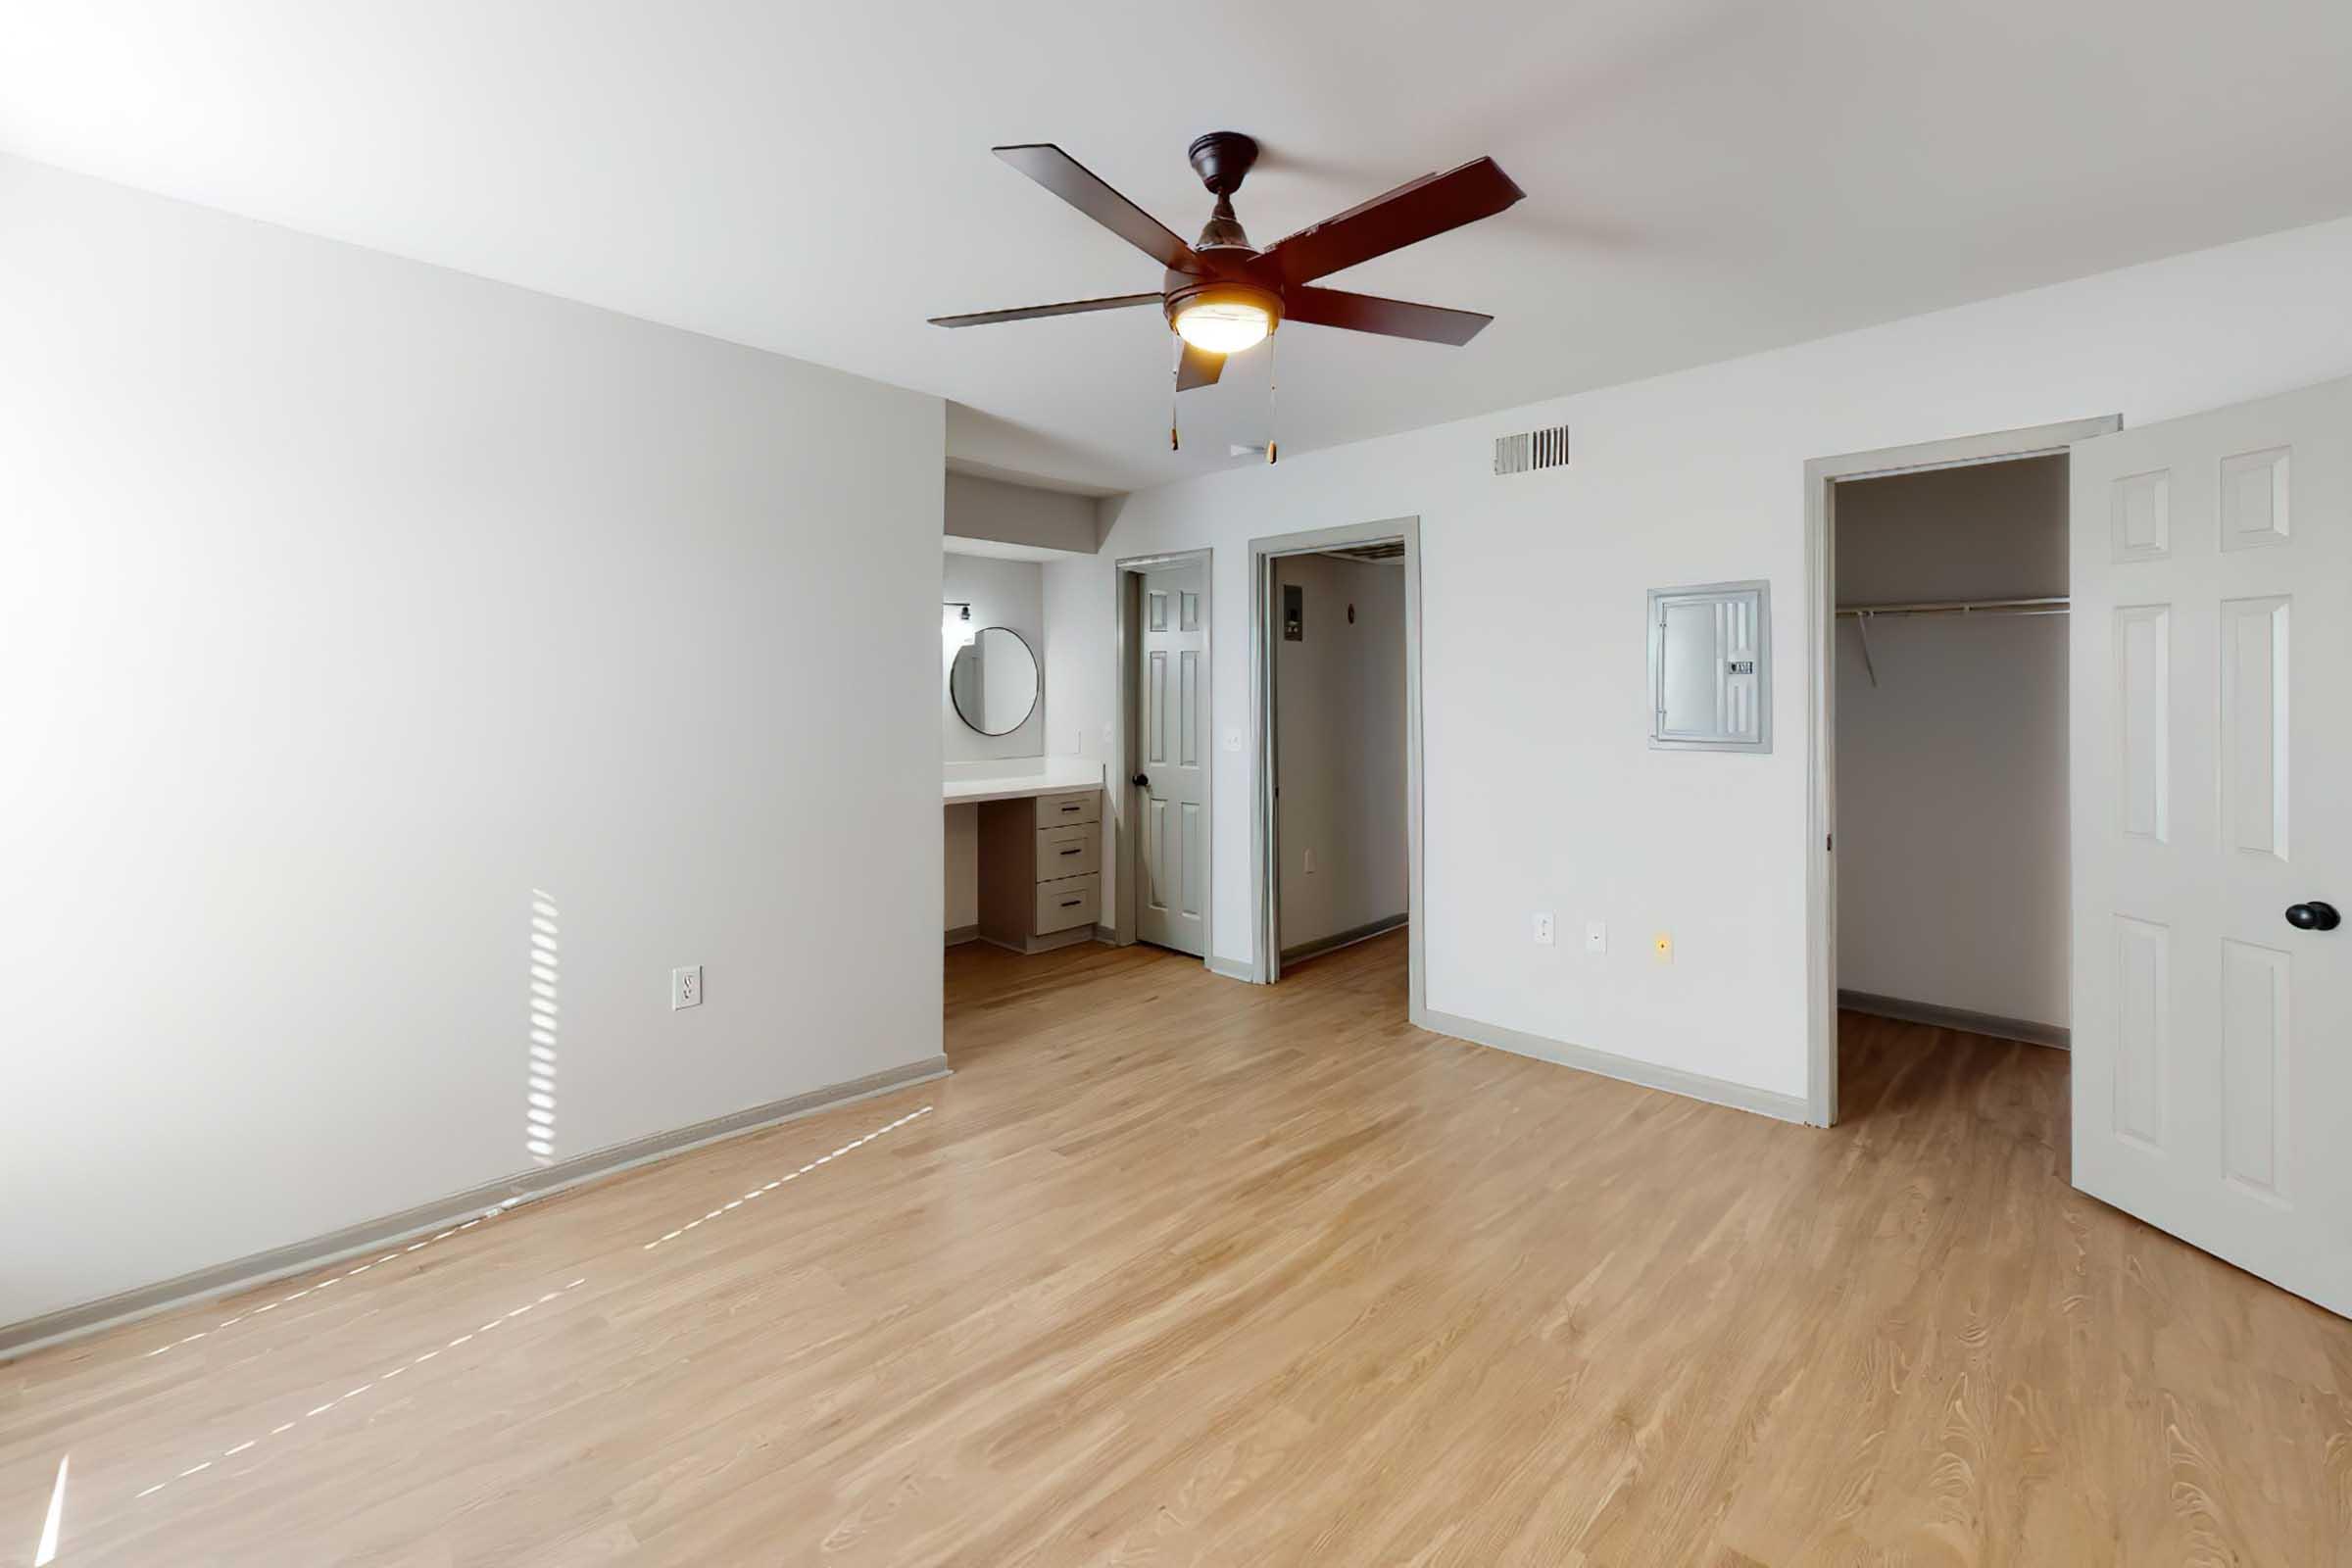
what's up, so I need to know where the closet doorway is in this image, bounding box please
[1808,384,2352,1314]
[1248,517,1426,1017]
[1803,416,2117,1126]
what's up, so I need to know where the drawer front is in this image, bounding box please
[1036,873,1100,935]
[1035,822,1100,881]
[1033,789,1101,828]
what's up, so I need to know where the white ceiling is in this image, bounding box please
[6,0,2350,494]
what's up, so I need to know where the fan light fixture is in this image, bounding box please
[1173,298,1272,354]
[1170,283,1279,355]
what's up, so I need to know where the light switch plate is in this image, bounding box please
[1533,912,1554,946]
[1585,921,1607,955]
[1651,934,1673,964]
[671,965,703,1009]
[1223,727,1244,753]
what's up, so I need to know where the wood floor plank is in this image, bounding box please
[2,933,2345,1564]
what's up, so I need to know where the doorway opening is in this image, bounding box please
[1248,518,1427,1017]
[1804,416,2117,1126]
[1269,545,1409,971]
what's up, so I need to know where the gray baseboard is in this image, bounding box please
[1839,989,2069,1050]
[1091,923,1118,945]
[1206,954,1261,984]
[1414,1006,1811,1125]
[0,1054,951,1361]
[944,924,979,947]
[1281,912,1408,966]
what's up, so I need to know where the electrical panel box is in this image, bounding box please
[1647,580,1771,753]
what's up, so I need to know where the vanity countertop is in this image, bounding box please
[943,759,1105,807]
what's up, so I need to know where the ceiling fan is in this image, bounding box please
[930,132,1525,434]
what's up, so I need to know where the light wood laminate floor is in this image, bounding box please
[4,932,2347,1564]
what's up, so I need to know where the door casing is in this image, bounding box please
[1803,416,2121,1127]
[1247,517,1428,1025]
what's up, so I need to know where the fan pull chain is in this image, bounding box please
[1170,336,1183,452]
[1265,329,1279,464]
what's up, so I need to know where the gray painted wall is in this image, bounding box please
[0,156,947,1331]
[946,471,1097,554]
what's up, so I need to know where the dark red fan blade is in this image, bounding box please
[929,293,1161,328]
[1176,341,1225,391]
[1263,157,1525,285]
[994,145,1203,273]
[1282,286,1494,346]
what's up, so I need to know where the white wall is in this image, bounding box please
[1276,555,1407,954]
[940,553,1046,763]
[945,471,1097,554]
[1045,213,2352,1102]
[1835,459,2070,1028]
[0,156,946,1330]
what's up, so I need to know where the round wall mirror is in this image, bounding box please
[949,626,1040,736]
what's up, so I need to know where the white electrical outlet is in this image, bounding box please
[1303,848,1316,874]
[1585,921,1607,955]
[1533,912,1554,946]
[671,964,703,1009]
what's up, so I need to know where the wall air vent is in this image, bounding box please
[1494,423,1571,476]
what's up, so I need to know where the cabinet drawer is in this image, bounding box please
[1033,789,1101,828]
[1035,822,1100,881]
[1036,874,1100,934]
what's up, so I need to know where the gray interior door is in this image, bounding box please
[1135,560,1207,956]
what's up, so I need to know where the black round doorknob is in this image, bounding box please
[2284,901,2340,932]
[1131,772,1150,788]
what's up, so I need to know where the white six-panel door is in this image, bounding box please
[2070,377,2352,1316]
[1135,560,1208,956]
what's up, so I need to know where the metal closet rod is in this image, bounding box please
[1837,597,2068,689]
[1835,595,2070,618]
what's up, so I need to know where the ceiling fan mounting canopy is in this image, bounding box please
[1186,130,1260,198]
[928,130,1525,401]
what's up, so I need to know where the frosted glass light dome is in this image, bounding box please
[1173,297,1273,354]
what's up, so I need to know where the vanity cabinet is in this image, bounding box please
[976,788,1102,954]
